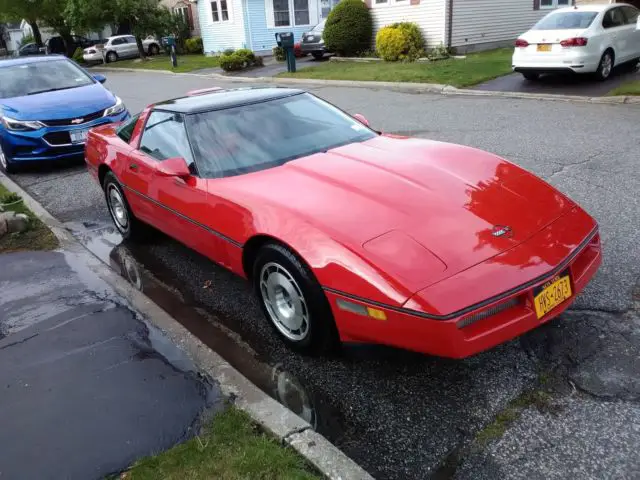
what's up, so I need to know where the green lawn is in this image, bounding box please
[120,407,321,480]
[0,184,59,253]
[608,80,640,96]
[103,54,220,73]
[278,48,513,87]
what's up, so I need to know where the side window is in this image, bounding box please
[126,36,136,44]
[603,8,625,28]
[139,111,196,171]
[622,6,639,25]
[111,38,124,46]
[116,114,140,143]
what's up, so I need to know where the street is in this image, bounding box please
[9,70,640,479]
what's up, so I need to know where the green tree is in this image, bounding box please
[0,0,46,46]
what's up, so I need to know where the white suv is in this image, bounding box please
[83,35,161,64]
[512,3,640,81]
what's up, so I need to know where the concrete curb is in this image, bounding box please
[93,66,640,105]
[0,172,373,480]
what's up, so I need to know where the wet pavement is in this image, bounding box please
[0,249,220,479]
[474,64,639,97]
[6,71,640,479]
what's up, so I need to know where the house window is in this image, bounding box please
[375,0,388,4]
[540,0,570,8]
[211,0,230,22]
[273,0,291,26]
[294,0,310,25]
[174,5,193,29]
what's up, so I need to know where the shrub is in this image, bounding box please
[390,22,424,61]
[18,34,34,48]
[223,48,235,55]
[234,48,255,64]
[185,37,204,54]
[272,45,285,61]
[219,52,244,71]
[253,55,264,66]
[72,47,85,64]
[323,0,372,56]
[376,27,407,62]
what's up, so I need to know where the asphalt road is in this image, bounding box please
[9,71,640,479]
[0,249,218,479]
[473,64,639,97]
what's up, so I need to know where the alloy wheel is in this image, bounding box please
[107,184,129,232]
[601,53,613,79]
[259,262,310,341]
[0,144,6,170]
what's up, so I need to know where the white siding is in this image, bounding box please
[370,0,446,49]
[198,0,248,53]
[450,0,549,49]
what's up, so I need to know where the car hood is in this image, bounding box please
[227,136,573,290]
[0,83,116,121]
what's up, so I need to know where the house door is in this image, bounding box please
[320,0,340,19]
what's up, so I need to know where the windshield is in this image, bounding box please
[0,59,95,99]
[312,20,326,32]
[186,92,377,178]
[532,11,598,30]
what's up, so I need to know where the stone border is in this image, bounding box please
[93,66,640,105]
[0,172,373,480]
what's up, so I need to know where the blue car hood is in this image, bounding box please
[0,83,116,121]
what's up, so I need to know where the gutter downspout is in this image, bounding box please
[446,0,453,49]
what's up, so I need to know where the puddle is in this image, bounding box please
[68,222,346,438]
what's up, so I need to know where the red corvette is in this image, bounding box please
[85,87,602,358]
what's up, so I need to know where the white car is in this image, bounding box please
[512,3,640,81]
[83,35,161,64]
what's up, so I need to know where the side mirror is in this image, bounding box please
[93,74,107,84]
[156,157,191,178]
[353,113,370,127]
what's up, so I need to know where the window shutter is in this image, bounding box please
[533,0,540,10]
[266,0,275,28]
[187,4,194,30]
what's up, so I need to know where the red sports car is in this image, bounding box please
[85,87,602,358]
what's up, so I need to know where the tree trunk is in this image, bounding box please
[135,36,147,60]
[60,29,74,57]
[29,21,43,48]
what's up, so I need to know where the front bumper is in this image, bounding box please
[301,42,326,53]
[0,110,130,163]
[327,213,602,359]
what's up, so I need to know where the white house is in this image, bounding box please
[4,22,24,53]
[20,20,56,44]
[196,0,583,55]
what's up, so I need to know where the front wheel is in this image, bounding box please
[312,52,324,60]
[595,51,614,81]
[103,171,148,241]
[106,51,118,63]
[0,143,17,174]
[148,44,160,56]
[253,243,339,354]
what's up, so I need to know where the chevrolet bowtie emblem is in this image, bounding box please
[71,118,84,124]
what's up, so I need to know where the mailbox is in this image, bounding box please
[275,32,296,73]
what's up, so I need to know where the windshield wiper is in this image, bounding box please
[27,85,79,96]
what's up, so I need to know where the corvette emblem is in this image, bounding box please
[492,225,513,238]
[71,118,84,124]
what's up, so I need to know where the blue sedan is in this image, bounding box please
[0,55,130,173]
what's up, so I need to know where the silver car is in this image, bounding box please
[83,35,161,64]
[301,20,329,60]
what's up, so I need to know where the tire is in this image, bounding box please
[253,243,339,354]
[148,44,160,56]
[102,171,148,241]
[312,52,324,60]
[522,72,540,81]
[595,50,614,81]
[0,143,17,174]
[106,51,118,63]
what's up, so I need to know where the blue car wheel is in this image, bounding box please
[0,143,16,174]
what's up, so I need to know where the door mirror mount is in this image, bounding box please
[156,157,191,178]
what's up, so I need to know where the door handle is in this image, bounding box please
[129,163,139,171]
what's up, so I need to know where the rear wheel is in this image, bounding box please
[522,72,540,81]
[595,50,614,81]
[0,143,17,174]
[103,171,148,241]
[148,44,160,55]
[106,51,118,63]
[312,52,324,60]
[253,243,339,354]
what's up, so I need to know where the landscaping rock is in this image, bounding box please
[7,213,29,233]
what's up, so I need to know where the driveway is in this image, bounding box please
[7,71,640,480]
[474,65,639,96]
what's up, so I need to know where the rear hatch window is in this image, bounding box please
[533,11,598,30]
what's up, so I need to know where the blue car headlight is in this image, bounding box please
[103,96,126,117]
[0,116,46,132]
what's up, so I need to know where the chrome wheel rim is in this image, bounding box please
[0,144,6,170]
[601,54,612,78]
[260,262,309,341]
[107,184,128,231]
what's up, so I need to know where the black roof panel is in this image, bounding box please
[153,87,306,114]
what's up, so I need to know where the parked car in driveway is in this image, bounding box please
[0,56,129,173]
[513,3,640,81]
[85,86,601,359]
[45,35,99,56]
[16,43,41,57]
[83,35,161,64]
[301,20,329,60]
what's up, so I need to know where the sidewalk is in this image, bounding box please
[0,248,217,479]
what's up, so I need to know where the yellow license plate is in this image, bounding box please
[537,44,552,52]
[534,274,572,319]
